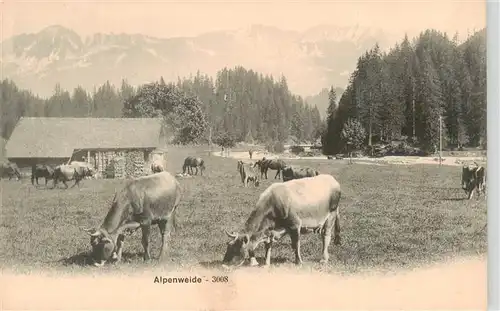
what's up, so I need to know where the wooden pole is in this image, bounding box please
[439,115,442,165]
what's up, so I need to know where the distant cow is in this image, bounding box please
[237,160,260,187]
[253,157,286,180]
[31,164,55,186]
[282,165,319,182]
[222,174,342,267]
[83,171,182,267]
[182,156,205,176]
[70,161,96,180]
[52,164,92,189]
[0,161,22,181]
[151,161,165,174]
[461,163,486,200]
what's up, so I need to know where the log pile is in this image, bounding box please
[125,150,145,178]
[111,156,126,179]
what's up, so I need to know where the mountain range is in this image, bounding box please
[1,24,401,111]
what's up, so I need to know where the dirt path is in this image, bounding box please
[215,150,486,167]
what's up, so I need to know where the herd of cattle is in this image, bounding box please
[0,154,487,268]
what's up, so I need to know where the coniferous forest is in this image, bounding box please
[1,28,486,155]
[323,29,486,155]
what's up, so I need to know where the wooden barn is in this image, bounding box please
[5,117,167,178]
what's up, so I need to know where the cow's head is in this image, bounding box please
[83,223,139,267]
[222,230,274,267]
[83,228,118,266]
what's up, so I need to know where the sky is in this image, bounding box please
[0,0,486,41]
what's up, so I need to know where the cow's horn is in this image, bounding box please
[82,228,101,236]
[224,229,238,239]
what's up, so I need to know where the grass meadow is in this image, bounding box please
[0,146,487,275]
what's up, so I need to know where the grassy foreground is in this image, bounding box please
[0,146,487,275]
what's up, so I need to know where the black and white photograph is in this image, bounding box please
[0,0,490,309]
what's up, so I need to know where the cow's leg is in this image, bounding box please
[264,242,273,266]
[113,234,125,262]
[468,187,474,200]
[63,180,69,189]
[319,215,336,264]
[141,225,152,261]
[285,214,303,265]
[289,228,303,265]
[264,229,286,266]
[157,219,172,260]
[71,178,80,188]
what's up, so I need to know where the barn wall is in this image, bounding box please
[75,148,154,179]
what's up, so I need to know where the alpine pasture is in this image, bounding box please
[0,145,487,274]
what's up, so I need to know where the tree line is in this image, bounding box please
[323,28,486,155]
[1,67,323,147]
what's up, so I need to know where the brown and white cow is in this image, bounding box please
[282,165,319,182]
[70,161,96,180]
[83,171,182,267]
[52,164,92,189]
[237,160,260,187]
[461,162,486,200]
[222,174,342,267]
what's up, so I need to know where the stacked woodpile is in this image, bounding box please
[110,156,126,179]
[125,150,145,178]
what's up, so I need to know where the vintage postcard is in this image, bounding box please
[0,0,489,309]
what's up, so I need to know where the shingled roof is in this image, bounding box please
[5,117,164,158]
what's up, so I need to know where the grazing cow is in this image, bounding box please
[182,156,205,176]
[253,157,286,180]
[461,163,486,199]
[282,165,319,182]
[70,161,96,179]
[83,171,182,267]
[237,160,260,187]
[52,164,92,189]
[0,161,22,180]
[31,164,55,186]
[222,174,342,267]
